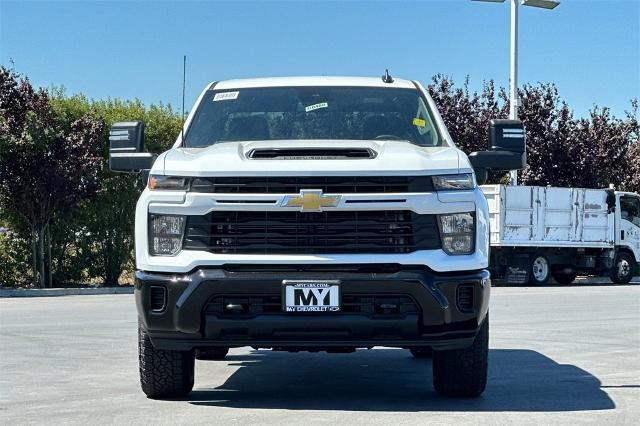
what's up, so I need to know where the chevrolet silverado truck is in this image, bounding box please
[109,76,527,399]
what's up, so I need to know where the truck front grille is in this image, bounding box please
[204,294,419,317]
[190,176,434,194]
[183,210,440,254]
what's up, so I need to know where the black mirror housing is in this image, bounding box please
[488,119,526,155]
[110,121,145,153]
[109,121,155,172]
[469,119,527,183]
[487,119,526,169]
[468,151,527,171]
[109,152,156,172]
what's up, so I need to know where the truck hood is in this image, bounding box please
[158,140,466,176]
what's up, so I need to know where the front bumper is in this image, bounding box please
[136,266,490,351]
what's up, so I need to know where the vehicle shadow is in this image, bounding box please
[188,348,615,412]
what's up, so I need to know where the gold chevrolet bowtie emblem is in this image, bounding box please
[281,189,341,212]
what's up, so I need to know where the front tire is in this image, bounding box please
[432,315,489,397]
[139,323,195,399]
[529,254,551,285]
[610,252,635,284]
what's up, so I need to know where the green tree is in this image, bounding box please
[49,94,181,285]
[0,67,104,287]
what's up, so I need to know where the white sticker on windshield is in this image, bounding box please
[305,102,328,112]
[213,91,239,101]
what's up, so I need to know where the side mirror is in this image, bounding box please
[469,119,527,184]
[109,121,156,172]
[488,119,526,165]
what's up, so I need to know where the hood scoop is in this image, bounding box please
[246,147,377,160]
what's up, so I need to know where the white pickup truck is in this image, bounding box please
[109,76,527,399]
[482,184,640,284]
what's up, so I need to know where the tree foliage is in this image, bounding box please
[427,75,639,192]
[48,93,181,286]
[0,67,104,287]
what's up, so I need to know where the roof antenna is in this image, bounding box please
[382,68,394,84]
[180,55,187,147]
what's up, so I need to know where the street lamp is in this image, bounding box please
[472,0,560,185]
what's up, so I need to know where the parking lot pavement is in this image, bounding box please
[1,283,639,425]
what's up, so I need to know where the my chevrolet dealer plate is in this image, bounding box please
[283,280,341,312]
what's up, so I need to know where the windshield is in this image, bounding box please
[184,86,442,148]
[621,196,640,227]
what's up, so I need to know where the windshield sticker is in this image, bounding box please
[413,117,426,128]
[305,102,328,113]
[213,91,239,101]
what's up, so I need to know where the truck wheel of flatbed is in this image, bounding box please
[432,315,488,397]
[529,254,551,285]
[139,323,195,399]
[195,348,229,360]
[552,271,578,285]
[610,252,635,284]
[410,347,432,358]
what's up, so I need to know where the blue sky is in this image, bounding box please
[1,0,638,118]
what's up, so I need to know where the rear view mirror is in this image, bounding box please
[468,150,526,170]
[109,121,155,172]
[469,119,527,184]
[488,119,526,167]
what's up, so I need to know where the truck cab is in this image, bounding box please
[615,192,640,279]
[109,76,525,399]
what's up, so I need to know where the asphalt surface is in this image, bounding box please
[1,281,639,425]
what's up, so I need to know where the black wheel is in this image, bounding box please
[529,254,551,285]
[610,252,635,284]
[410,347,432,358]
[139,322,195,399]
[552,271,578,285]
[433,315,488,397]
[196,348,229,360]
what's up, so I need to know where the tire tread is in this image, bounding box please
[138,323,194,399]
[433,316,488,397]
[610,252,635,284]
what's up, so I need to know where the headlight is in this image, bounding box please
[148,175,189,190]
[432,174,475,190]
[438,212,474,255]
[149,215,185,256]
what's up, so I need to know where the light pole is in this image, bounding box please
[472,0,560,185]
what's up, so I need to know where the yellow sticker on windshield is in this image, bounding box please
[413,118,426,127]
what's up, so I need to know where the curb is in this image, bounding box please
[0,287,134,298]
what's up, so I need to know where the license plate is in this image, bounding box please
[283,280,341,312]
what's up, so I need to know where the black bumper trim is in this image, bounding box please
[174,268,450,311]
[135,266,490,350]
